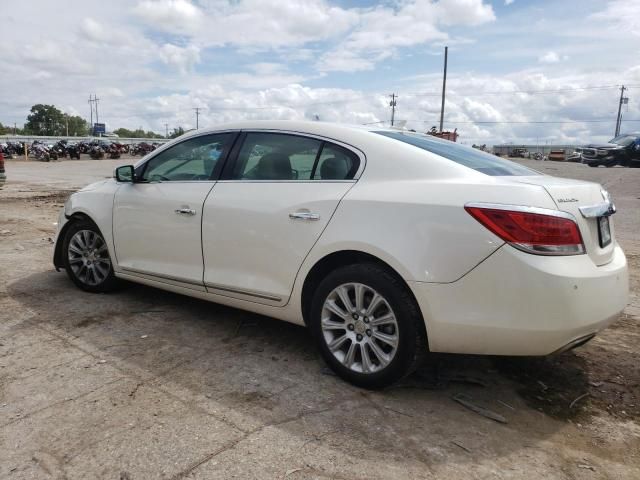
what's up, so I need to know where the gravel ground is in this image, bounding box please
[1,157,639,479]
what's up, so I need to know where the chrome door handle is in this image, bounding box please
[289,211,320,221]
[175,208,196,216]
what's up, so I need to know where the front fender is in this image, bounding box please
[53,180,119,270]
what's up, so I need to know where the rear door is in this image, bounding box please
[201,131,363,305]
[113,132,236,285]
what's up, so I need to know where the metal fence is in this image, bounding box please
[493,144,578,156]
[0,135,170,145]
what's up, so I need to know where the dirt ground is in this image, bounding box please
[1,157,639,479]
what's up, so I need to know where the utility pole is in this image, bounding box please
[13,122,16,135]
[615,85,627,137]
[193,107,201,129]
[94,94,100,124]
[165,123,169,138]
[439,46,448,133]
[389,93,397,127]
[65,115,69,136]
[88,95,94,131]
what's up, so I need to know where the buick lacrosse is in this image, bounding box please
[54,121,628,388]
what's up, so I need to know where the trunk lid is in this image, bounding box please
[512,176,615,266]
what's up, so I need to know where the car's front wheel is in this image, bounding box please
[310,263,427,389]
[62,220,118,293]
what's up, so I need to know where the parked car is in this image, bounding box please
[0,152,5,186]
[577,132,640,167]
[53,121,629,388]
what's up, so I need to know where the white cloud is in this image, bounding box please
[159,44,201,73]
[134,0,203,34]
[317,0,494,72]
[505,0,514,5]
[589,0,640,36]
[538,51,569,64]
[200,0,358,48]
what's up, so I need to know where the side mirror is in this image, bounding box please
[115,165,135,183]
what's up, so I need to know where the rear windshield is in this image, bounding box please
[375,131,538,176]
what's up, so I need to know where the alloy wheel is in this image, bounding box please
[67,230,111,286]
[321,282,399,374]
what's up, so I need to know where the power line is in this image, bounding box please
[406,84,640,98]
[417,118,640,125]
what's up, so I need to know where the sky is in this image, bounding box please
[1,0,639,145]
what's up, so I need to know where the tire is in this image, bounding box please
[309,263,427,389]
[62,220,118,293]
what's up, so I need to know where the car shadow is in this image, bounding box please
[6,269,600,469]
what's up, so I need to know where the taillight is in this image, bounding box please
[465,204,585,256]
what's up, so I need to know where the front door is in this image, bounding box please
[202,132,362,305]
[113,132,236,286]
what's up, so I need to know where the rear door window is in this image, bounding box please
[230,133,322,180]
[313,143,360,180]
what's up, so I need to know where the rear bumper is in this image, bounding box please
[409,244,628,356]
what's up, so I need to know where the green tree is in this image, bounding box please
[25,104,66,135]
[65,115,89,136]
[169,126,185,139]
[113,128,163,139]
[113,128,135,138]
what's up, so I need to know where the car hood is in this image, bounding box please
[77,178,111,192]
[582,143,624,150]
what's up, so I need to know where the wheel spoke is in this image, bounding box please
[336,286,354,313]
[88,232,98,249]
[324,300,349,320]
[69,243,84,255]
[373,330,398,348]
[370,313,395,327]
[321,318,346,330]
[361,344,374,373]
[368,339,390,367]
[327,333,348,352]
[342,341,357,368]
[81,230,90,249]
[68,257,83,264]
[354,284,365,312]
[364,294,383,317]
[94,262,109,280]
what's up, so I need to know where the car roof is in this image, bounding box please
[182,120,395,141]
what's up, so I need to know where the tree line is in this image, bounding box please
[1,104,186,139]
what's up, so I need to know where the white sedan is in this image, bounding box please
[54,121,628,388]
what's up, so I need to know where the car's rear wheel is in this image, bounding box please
[62,220,118,293]
[310,263,426,389]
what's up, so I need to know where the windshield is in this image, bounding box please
[608,135,637,147]
[374,131,539,176]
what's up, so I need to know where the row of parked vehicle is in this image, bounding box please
[502,132,640,167]
[0,140,162,162]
